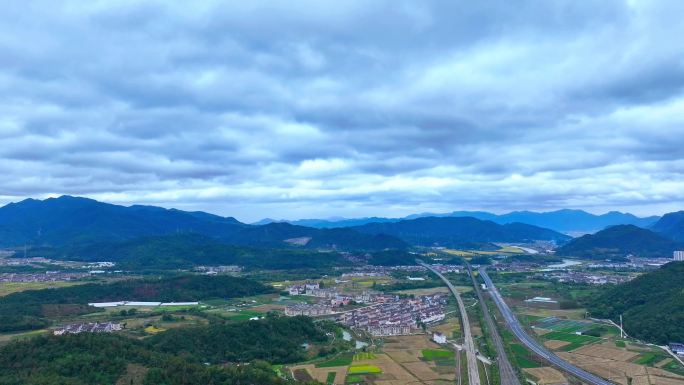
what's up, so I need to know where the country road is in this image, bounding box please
[466,263,521,385]
[478,267,616,385]
[419,261,481,385]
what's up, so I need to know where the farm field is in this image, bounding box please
[523,366,567,385]
[0,280,89,296]
[290,334,460,384]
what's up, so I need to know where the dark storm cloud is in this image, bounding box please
[0,0,683,221]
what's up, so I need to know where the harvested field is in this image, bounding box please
[394,287,450,296]
[647,366,684,380]
[523,367,566,385]
[383,335,437,350]
[649,376,684,385]
[363,354,417,382]
[543,340,570,349]
[655,358,673,368]
[403,362,442,381]
[292,368,313,382]
[291,364,348,384]
[572,344,639,361]
[251,304,285,312]
[385,350,421,363]
[377,335,456,383]
[430,318,461,334]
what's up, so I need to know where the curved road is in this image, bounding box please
[478,267,615,385]
[466,264,521,385]
[419,261,480,385]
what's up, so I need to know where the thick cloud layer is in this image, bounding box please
[0,1,683,221]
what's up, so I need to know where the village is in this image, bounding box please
[283,279,448,337]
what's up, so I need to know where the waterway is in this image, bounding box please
[546,259,582,269]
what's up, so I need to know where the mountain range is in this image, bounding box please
[256,209,660,233]
[0,196,404,251]
[0,196,574,253]
[351,216,571,248]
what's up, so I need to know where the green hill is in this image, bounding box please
[0,319,323,385]
[588,261,684,344]
[36,233,352,270]
[556,224,680,259]
[651,211,684,242]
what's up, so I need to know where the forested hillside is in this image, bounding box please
[151,316,328,364]
[0,275,274,332]
[651,211,684,242]
[34,233,352,270]
[0,321,322,385]
[588,261,684,344]
[556,224,680,259]
[352,216,570,247]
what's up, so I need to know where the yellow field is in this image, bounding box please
[442,249,476,257]
[144,326,166,334]
[0,281,87,296]
[0,328,48,344]
[543,340,570,349]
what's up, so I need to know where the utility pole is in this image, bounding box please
[620,315,624,338]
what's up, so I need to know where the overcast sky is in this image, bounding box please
[1,1,683,222]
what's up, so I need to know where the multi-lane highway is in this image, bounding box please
[478,267,616,385]
[466,263,521,385]
[419,261,481,385]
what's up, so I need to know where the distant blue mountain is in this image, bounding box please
[256,209,659,233]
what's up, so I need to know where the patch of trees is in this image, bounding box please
[150,315,328,364]
[587,261,684,344]
[0,324,321,385]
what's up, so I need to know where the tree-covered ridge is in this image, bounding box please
[651,210,684,242]
[587,261,684,344]
[0,275,274,332]
[0,320,323,385]
[352,216,571,247]
[556,224,681,259]
[150,315,328,364]
[36,233,353,270]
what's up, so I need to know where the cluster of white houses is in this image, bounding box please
[340,294,447,337]
[286,281,398,311]
[53,322,122,335]
[284,303,334,316]
[87,301,199,308]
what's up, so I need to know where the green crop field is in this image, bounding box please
[326,372,337,384]
[615,340,626,348]
[633,352,666,366]
[542,331,599,351]
[422,349,455,360]
[510,343,542,368]
[345,374,364,383]
[316,354,353,368]
[348,365,382,375]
